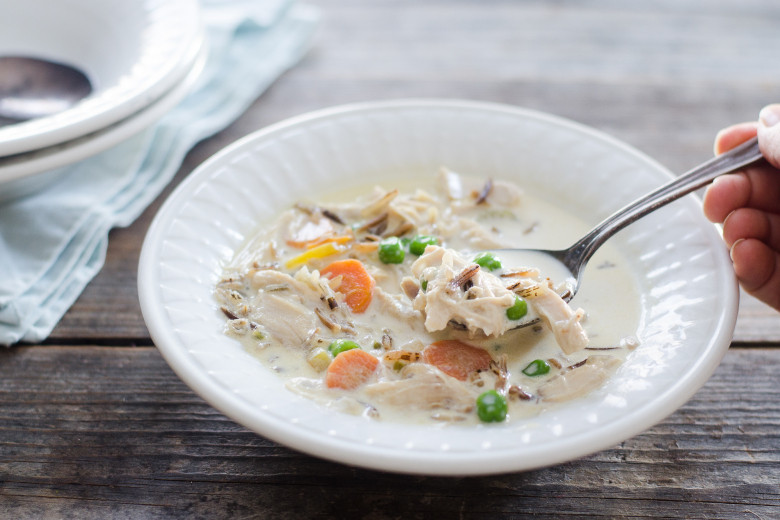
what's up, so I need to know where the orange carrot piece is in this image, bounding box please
[320,259,375,313]
[325,348,379,389]
[422,340,492,381]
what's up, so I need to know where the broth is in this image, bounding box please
[215,170,641,425]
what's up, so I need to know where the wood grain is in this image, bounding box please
[0,346,777,519]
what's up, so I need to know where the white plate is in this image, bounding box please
[0,41,208,201]
[138,100,738,475]
[0,0,202,157]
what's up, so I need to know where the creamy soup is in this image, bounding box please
[215,169,640,425]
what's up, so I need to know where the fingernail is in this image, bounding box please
[759,104,780,128]
[729,238,744,262]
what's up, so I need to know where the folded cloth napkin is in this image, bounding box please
[0,0,319,344]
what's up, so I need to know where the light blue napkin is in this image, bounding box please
[0,0,319,344]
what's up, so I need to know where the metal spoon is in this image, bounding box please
[0,56,92,124]
[496,135,764,328]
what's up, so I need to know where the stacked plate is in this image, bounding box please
[0,0,206,198]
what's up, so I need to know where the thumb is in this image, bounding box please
[758,104,780,169]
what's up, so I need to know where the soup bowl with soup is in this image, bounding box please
[138,99,738,475]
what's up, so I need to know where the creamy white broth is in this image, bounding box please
[215,171,641,425]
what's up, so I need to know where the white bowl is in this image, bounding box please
[0,39,209,202]
[138,100,738,475]
[0,0,202,157]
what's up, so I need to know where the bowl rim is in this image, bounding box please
[0,39,209,199]
[0,0,203,157]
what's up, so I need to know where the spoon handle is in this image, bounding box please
[565,136,763,272]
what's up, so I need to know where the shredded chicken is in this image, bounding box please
[521,283,589,354]
[437,167,464,200]
[537,356,621,402]
[372,286,424,324]
[409,246,516,337]
[363,363,474,412]
[361,189,399,216]
[250,292,318,347]
[485,179,522,207]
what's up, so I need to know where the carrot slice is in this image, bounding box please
[326,348,379,389]
[422,340,492,381]
[320,259,375,313]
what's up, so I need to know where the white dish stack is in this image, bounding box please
[0,0,205,199]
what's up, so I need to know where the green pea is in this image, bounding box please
[378,237,405,264]
[506,295,528,320]
[420,278,428,292]
[409,235,439,255]
[522,359,551,377]
[473,252,502,271]
[476,390,508,423]
[328,339,360,357]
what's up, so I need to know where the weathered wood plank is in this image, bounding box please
[0,346,777,518]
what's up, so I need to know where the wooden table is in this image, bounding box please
[3,1,779,517]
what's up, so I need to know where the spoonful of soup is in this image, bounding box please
[0,56,92,124]
[494,135,763,329]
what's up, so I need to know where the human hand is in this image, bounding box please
[703,104,780,310]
